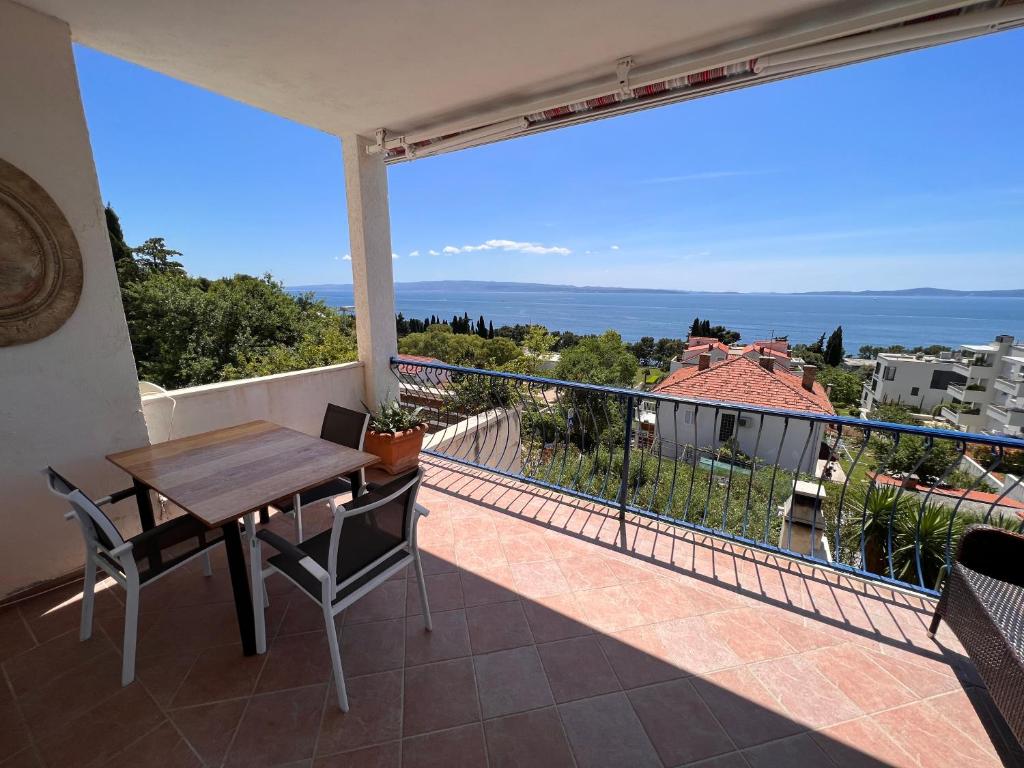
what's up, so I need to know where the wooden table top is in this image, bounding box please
[107,420,379,527]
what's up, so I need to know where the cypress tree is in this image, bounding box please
[825,326,845,367]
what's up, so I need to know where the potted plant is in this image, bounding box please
[363,401,428,474]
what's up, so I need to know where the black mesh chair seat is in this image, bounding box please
[272,477,354,515]
[255,470,431,712]
[107,515,225,585]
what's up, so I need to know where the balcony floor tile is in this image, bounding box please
[0,458,1019,768]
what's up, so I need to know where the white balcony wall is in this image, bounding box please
[0,1,151,597]
[141,362,366,443]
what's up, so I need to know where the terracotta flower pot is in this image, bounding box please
[363,422,427,474]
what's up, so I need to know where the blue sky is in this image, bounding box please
[75,29,1023,293]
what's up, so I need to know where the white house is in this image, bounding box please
[942,335,1024,437]
[653,353,835,474]
[860,351,965,414]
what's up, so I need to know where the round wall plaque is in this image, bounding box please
[0,158,83,346]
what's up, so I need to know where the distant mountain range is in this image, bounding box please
[288,280,1024,298]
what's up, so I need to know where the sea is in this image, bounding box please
[294,286,1024,352]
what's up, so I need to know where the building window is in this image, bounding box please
[719,414,736,442]
[910,387,920,396]
[882,366,896,381]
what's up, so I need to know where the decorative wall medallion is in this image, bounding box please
[0,158,83,346]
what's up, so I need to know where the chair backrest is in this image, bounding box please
[327,469,422,596]
[43,467,127,559]
[320,403,370,451]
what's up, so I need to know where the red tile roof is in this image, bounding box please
[739,341,791,359]
[687,336,721,347]
[679,341,730,361]
[653,355,835,415]
[397,355,441,374]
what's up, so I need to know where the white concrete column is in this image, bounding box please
[341,133,398,408]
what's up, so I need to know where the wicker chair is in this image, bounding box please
[929,524,1024,746]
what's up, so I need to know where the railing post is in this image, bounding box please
[617,394,635,549]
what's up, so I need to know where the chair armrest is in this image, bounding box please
[956,524,1024,586]
[256,530,329,582]
[95,487,138,507]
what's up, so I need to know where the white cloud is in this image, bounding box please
[342,254,351,261]
[428,249,440,256]
[610,245,620,251]
[392,252,400,259]
[439,239,571,256]
[409,250,420,257]
[637,170,774,184]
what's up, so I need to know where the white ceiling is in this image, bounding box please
[19,0,950,139]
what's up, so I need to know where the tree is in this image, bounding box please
[870,401,919,425]
[808,332,826,355]
[476,315,488,338]
[488,321,494,339]
[816,367,862,409]
[399,324,524,369]
[824,326,845,367]
[629,336,657,366]
[555,330,638,388]
[689,317,701,337]
[131,237,187,276]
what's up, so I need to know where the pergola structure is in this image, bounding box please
[1,0,1021,596]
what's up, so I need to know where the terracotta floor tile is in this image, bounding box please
[172,643,265,706]
[624,578,722,624]
[452,515,499,544]
[510,561,571,599]
[18,650,125,742]
[748,655,863,730]
[402,658,480,737]
[744,733,837,768]
[317,671,402,755]
[313,741,400,767]
[862,646,960,698]
[0,610,35,666]
[459,565,519,607]
[0,748,43,768]
[598,625,686,689]
[276,597,333,636]
[169,699,247,766]
[225,685,327,768]
[813,717,917,768]
[415,544,459,576]
[36,683,164,768]
[2,630,114,697]
[404,609,470,666]
[557,692,660,768]
[522,592,593,644]
[406,572,463,616]
[337,618,405,678]
[402,723,488,768]
[683,753,749,768]
[484,707,575,768]
[135,648,200,707]
[703,608,798,663]
[0,702,30,763]
[344,581,407,625]
[555,555,620,590]
[455,538,508,572]
[691,667,804,748]
[873,700,999,768]
[107,721,202,768]
[537,636,620,703]
[501,533,554,564]
[654,616,743,675]
[16,580,123,645]
[474,646,553,719]
[926,689,1002,758]
[628,679,734,766]
[466,601,533,654]
[804,644,916,714]
[573,585,644,633]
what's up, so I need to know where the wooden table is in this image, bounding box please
[107,420,379,655]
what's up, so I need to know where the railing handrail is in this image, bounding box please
[392,355,1024,451]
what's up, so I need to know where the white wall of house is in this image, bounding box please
[141,362,366,443]
[861,354,961,413]
[0,1,151,596]
[655,402,824,474]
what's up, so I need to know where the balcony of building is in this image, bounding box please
[3,456,1023,768]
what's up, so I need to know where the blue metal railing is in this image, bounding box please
[392,356,1024,595]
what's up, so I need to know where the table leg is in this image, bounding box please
[245,513,267,654]
[222,520,257,656]
[258,506,270,525]
[133,479,156,531]
[349,471,363,498]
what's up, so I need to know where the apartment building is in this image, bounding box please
[942,335,1024,437]
[860,351,965,414]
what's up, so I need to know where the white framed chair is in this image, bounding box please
[267,403,370,541]
[44,467,224,686]
[254,469,432,711]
